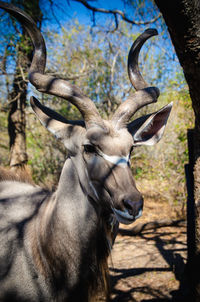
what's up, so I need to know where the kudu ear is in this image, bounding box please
[30,96,85,140]
[128,102,172,146]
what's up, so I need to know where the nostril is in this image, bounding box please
[123,199,134,216]
[123,198,143,217]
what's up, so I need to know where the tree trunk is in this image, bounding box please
[155,0,200,299]
[8,33,29,169]
[8,0,42,170]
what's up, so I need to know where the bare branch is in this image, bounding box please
[8,92,21,104]
[0,73,15,75]
[1,44,8,74]
[18,64,28,82]
[48,0,62,28]
[45,69,93,80]
[73,0,161,26]
[0,44,12,98]
[111,49,120,86]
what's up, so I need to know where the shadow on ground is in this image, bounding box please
[109,225,190,302]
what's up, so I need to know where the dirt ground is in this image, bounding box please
[108,190,188,302]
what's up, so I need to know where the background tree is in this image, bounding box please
[154,1,200,299]
[1,0,42,170]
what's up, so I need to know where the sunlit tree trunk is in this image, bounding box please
[155,0,200,299]
[8,32,29,169]
[8,0,42,170]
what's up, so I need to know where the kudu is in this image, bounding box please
[0,2,172,301]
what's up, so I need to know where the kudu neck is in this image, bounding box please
[35,157,102,291]
[55,156,99,229]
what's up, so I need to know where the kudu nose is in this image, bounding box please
[123,198,143,219]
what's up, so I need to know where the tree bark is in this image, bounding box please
[155,0,200,299]
[8,0,42,170]
[8,33,29,169]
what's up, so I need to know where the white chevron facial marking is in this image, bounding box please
[99,151,130,167]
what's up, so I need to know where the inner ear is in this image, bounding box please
[128,102,172,146]
[136,111,167,141]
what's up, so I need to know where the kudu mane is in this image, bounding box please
[0,166,34,185]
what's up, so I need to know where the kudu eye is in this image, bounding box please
[84,144,97,154]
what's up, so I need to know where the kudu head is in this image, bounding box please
[0,2,172,225]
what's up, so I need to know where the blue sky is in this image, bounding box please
[41,0,127,28]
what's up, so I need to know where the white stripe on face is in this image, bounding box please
[99,151,130,167]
